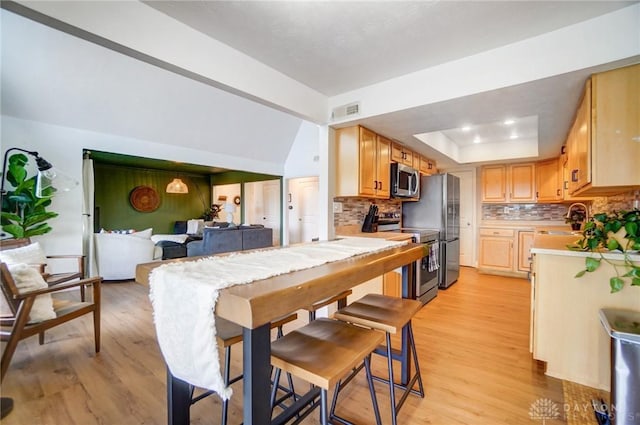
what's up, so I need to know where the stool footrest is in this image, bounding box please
[271,387,321,425]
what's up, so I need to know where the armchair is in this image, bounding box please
[0,238,86,299]
[94,232,159,280]
[0,262,102,382]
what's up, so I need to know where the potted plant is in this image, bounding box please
[571,209,640,293]
[1,153,58,238]
[565,208,587,231]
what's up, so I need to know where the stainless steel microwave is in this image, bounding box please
[391,163,420,198]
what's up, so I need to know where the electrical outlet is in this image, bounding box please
[333,202,343,213]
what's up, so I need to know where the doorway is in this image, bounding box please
[244,179,282,246]
[449,169,476,267]
[287,176,319,244]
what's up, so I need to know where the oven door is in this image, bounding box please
[416,241,439,304]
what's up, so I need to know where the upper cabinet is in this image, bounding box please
[481,163,535,203]
[391,142,413,166]
[535,158,563,202]
[566,63,640,196]
[419,155,436,176]
[335,126,391,199]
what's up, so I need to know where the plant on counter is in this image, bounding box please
[570,209,640,293]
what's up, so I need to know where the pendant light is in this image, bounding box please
[166,177,188,194]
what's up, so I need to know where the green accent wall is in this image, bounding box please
[93,164,212,234]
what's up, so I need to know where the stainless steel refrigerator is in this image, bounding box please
[402,173,460,288]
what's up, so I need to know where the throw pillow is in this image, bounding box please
[7,263,56,323]
[0,242,47,267]
[130,228,153,239]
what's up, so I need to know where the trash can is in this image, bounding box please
[599,308,640,425]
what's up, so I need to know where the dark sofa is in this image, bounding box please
[186,225,273,257]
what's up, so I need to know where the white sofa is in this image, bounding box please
[94,232,160,280]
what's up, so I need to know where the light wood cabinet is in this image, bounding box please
[535,158,563,202]
[391,142,413,166]
[566,81,591,195]
[478,227,532,277]
[335,126,391,199]
[517,231,535,272]
[382,271,401,298]
[567,63,640,196]
[419,155,436,175]
[481,165,507,202]
[478,228,514,272]
[481,163,535,203]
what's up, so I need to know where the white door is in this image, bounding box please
[288,177,319,244]
[245,180,281,246]
[450,169,475,267]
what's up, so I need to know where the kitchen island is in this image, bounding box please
[136,239,425,425]
[530,234,640,390]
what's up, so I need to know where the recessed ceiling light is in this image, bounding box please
[461,125,471,132]
[473,137,481,144]
[510,133,518,140]
[504,119,515,125]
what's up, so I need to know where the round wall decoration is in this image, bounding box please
[130,186,160,212]
[234,195,241,206]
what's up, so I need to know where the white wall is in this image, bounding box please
[283,121,320,179]
[1,116,285,256]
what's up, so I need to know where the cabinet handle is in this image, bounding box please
[378,181,382,191]
[571,169,579,182]
[288,193,292,203]
[536,191,539,198]
[374,180,378,190]
[556,189,561,196]
[428,163,432,169]
[564,181,568,190]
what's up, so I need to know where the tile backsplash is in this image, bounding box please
[591,190,639,214]
[333,197,401,227]
[482,203,569,221]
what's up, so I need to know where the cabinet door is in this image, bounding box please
[382,271,401,298]
[568,81,591,194]
[479,237,513,271]
[591,63,640,188]
[481,165,507,202]
[376,135,391,198]
[359,127,378,196]
[509,163,536,202]
[413,153,421,171]
[518,231,535,271]
[391,143,404,163]
[535,158,562,202]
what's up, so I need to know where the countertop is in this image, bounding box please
[531,233,640,261]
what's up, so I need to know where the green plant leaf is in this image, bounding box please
[610,277,625,293]
[607,239,619,251]
[24,223,52,236]
[1,224,24,238]
[585,257,601,272]
[632,277,640,287]
[625,221,638,238]
[575,270,587,278]
[623,268,640,278]
[23,211,58,227]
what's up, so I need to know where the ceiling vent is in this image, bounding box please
[331,102,360,120]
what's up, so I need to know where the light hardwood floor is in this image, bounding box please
[1,267,565,424]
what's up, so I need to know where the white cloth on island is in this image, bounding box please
[148,237,405,399]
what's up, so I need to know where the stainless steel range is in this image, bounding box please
[382,224,440,304]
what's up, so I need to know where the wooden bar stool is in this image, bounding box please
[304,290,352,321]
[190,313,298,425]
[270,318,383,425]
[334,294,424,425]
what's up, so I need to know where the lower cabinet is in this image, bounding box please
[478,227,533,278]
[382,270,402,298]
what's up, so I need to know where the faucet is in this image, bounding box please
[566,203,589,222]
